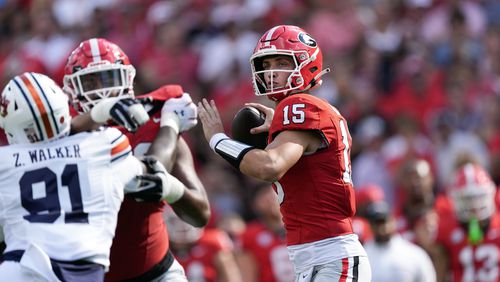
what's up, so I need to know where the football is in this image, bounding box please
[231,106,268,149]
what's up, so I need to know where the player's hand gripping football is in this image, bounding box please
[197,98,225,142]
[161,93,198,132]
[244,102,274,134]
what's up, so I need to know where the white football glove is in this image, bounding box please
[160,93,198,133]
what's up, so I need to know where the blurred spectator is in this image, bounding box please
[22,6,76,82]
[236,185,294,282]
[420,0,486,45]
[377,54,447,128]
[394,158,439,250]
[364,201,437,282]
[430,111,490,188]
[216,212,247,244]
[380,114,435,184]
[306,1,364,55]
[352,115,394,206]
[353,184,385,244]
[52,0,117,29]
[138,21,199,90]
[197,21,258,87]
[165,209,243,282]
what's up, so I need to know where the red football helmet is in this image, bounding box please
[448,163,496,222]
[63,38,136,113]
[250,25,329,102]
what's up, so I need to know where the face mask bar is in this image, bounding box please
[253,68,302,95]
[452,187,495,222]
[251,50,311,97]
[65,63,136,113]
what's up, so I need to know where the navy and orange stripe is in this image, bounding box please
[13,77,44,141]
[110,133,131,162]
[20,74,54,139]
[29,73,60,136]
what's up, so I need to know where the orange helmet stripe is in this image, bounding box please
[20,74,54,139]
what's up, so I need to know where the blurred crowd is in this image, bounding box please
[1,0,500,279]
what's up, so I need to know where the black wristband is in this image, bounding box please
[214,138,256,170]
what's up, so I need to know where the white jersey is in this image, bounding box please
[0,127,143,268]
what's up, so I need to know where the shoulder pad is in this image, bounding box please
[139,85,184,101]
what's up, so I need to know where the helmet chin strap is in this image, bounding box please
[314,67,331,81]
[295,67,331,93]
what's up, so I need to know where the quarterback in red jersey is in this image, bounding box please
[433,163,500,282]
[165,209,242,282]
[64,38,210,281]
[198,25,370,281]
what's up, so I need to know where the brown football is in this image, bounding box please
[231,106,268,149]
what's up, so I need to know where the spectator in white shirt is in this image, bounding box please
[364,201,436,282]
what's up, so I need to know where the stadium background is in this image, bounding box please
[0,0,499,259]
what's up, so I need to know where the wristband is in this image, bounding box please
[209,133,255,169]
[160,112,180,134]
[162,172,185,204]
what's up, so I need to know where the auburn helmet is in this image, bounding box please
[63,38,136,113]
[0,72,71,144]
[250,25,329,101]
[448,163,496,222]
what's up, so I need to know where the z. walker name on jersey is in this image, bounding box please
[13,144,81,167]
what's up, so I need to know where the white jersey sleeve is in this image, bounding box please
[0,127,142,269]
[100,127,144,191]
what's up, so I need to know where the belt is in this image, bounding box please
[118,250,175,282]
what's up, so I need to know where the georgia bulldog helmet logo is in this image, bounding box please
[298,32,317,47]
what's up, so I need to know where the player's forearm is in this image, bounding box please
[70,113,101,134]
[170,190,210,227]
[169,138,210,227]
[240,149,284,182]
[145,127,179,172]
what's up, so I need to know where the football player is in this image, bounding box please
[165,209,242,282]
[433,163,500,282]
[198,25,371,281]
[63,38,210,281]
[0,72,180,281]
[236,184,294,282]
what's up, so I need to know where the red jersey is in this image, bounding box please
[105,85,183,281]
[436,212,500,282]
[238,221,295,282]
[175,229,233,282]
[269,94,355,246]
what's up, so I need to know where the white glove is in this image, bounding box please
[160,93,198,133]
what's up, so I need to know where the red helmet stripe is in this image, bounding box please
[20,74,54,139]
[89,38,102,63]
